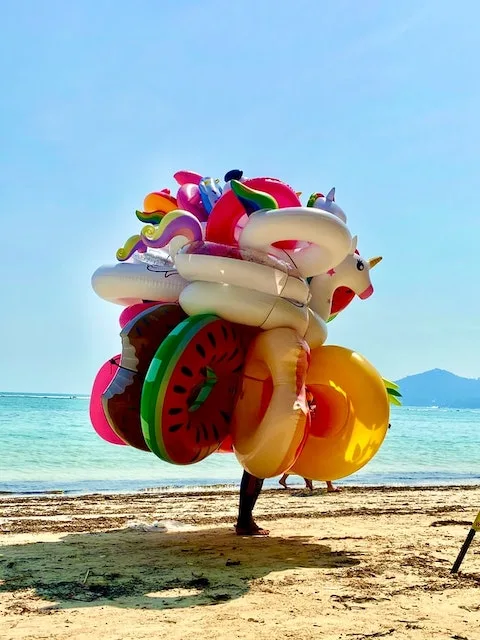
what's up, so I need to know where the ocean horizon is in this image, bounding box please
[1,393,478,497]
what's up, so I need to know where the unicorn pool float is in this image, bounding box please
[90,170,400,482]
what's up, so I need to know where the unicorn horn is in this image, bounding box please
[326,187,335,202]
[368,256,383,268]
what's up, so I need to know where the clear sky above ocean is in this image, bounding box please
[1,1,479,393]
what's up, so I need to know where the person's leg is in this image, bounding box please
[236,470,269,536]
[279,473,289,488]
[304,478,314,491]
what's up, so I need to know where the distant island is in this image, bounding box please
[396,369,480,408]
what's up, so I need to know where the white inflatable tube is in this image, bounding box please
[304,308,328,349]
[91,262,188,306]
[179,281,310,335]
[175,251,310,304]
[238,208,353,277]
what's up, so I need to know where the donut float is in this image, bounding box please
[119,302,159,329]
[102,303,187,450]
[141,315,249,464]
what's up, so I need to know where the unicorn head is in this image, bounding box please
[307,187,347,223]
[332,236,382,299]
[308,236,382,320]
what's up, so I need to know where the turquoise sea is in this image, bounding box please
[0,393,478,495]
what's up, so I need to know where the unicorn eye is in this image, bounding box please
[356,260,365,271]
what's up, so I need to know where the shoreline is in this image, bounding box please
[2,484,479,535]
[1,479,480,500]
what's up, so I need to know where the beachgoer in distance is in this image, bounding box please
[276,389,341,492]
[279,474,340,492]
[279,473,313,491]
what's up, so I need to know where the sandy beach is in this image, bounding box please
[1,485,479,639]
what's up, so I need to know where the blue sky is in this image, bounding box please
[1,0,479,393]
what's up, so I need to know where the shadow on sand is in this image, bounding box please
[0,526,361,610]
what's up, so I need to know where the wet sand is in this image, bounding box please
[1,485,479,639]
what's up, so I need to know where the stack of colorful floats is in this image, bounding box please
[90,169,401,481]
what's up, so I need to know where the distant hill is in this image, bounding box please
[396,369,480,408]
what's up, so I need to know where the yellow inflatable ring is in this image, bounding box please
[232,327,309,478]
[289,345,390,481]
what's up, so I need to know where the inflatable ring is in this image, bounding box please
[119,302,159,329]
[179,282,310,336]
[175,241,310,304]
[141,315,248,465]
[102,303,187,450]
[205,177,301,249]
[304,308,328,349]
[232,327,310,478]
[143,191,178,215]
[89,355,127,446]
[91,259,188,306]
[217,433,233,453]
[177,183,208,222]
[238,207,353,278]
[289,345,390,481]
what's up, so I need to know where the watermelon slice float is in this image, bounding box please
[141,315,248,465]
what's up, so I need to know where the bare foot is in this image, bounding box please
[235,519,270,536]
[326,481,341,493]
[279,478,288,489]
[305,479,314,491]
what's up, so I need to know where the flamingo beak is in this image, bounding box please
[368,256,382,269]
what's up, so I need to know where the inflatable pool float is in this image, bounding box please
[141,315,249,464]
[232,327,310,478]
[289,345,390,481]
[102,303,187,450]
[91,254,188,306]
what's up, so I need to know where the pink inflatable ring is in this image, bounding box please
[205,177,301,250]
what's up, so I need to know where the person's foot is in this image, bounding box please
[279,478,288,489]
[235,518,270,536]
[305,479,314,491]
[326,482,341,493]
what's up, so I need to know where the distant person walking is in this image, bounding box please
[279,473,341,493]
